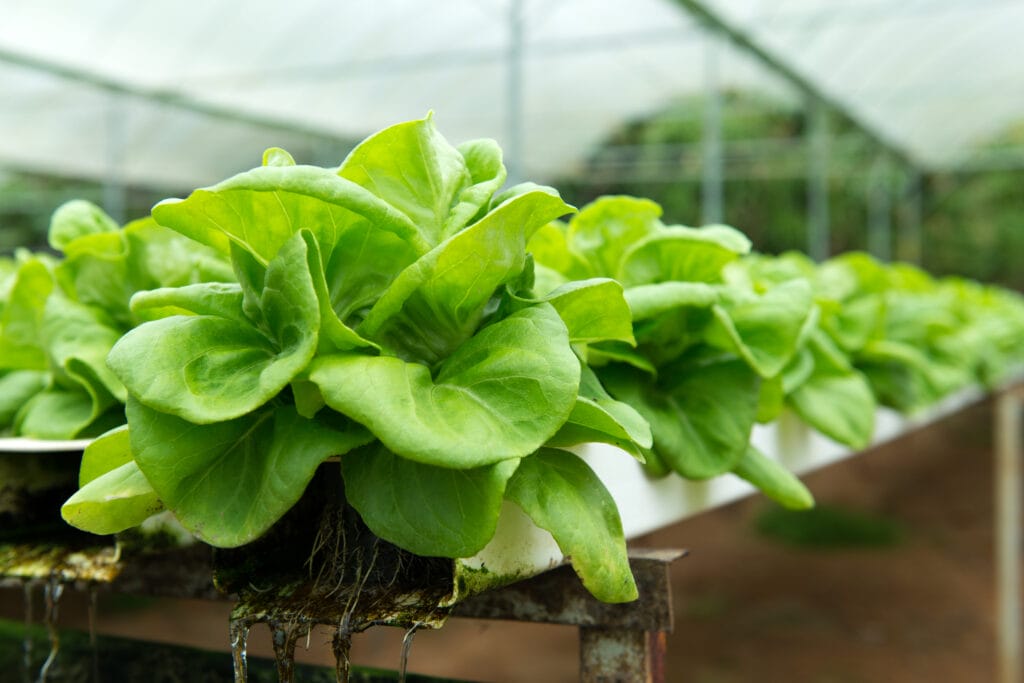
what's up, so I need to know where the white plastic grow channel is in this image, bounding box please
[0,437,93,452]
[3,373,1021,610]
[459,371,1024,597]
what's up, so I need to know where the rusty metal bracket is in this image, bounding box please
[996,386,1024,683]
[453,548,685,682]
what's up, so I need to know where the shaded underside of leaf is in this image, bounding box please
[341,444,519,558]
[601,358,760,479]
[128,399,372,547]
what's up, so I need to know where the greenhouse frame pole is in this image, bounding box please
[0,46,352,148]
[701,33,724,226]
[807,97,830,261]
[506,0,525,186]
[675,0,916,171]
[899,170,924,264]
[103,96,126,224]
[996,386,1024,683]
[867,155,892,260]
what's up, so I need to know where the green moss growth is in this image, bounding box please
[755,504,904,549]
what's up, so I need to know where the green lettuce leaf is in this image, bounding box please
[341,444,519,558]
[78,425,132,485]
[624,282,719,322]
[0,256,53,371]
[61,461,164,536]
[618,224,751,287]
[706,280,814,379]
[108,232,320,423]
[566,195,663,278]
[787,332,876,448]
[358,187,572,363]
[48,199,119,250]
[152,164,426,264]
[546,365,651,457]
[61,426,164,535]
[507,277,635,346]
[601,357,760,479]
[0,370,48,430]
[505,448,637,603]
[312,304,579,468]
[732,446,814,510]
[128,399,372,546]
[338,115,508,246]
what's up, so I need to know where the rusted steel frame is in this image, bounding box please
[453,549,681,630]
[454,548,683,682]
[996,384,1024,683]
[3,541,683,681]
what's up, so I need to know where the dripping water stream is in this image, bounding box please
[216,464,453,683]
[36,576,64,683]
[398,622,423,683]
[22,581,34,683]
[229,617,252,683]
[87,586,99,683]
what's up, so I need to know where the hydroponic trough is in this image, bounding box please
[1,372,1022,682]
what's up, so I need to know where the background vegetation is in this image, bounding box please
[4,93,1022,290]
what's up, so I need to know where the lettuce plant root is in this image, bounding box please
[214,463,454,639]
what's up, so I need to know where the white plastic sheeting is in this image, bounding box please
[0,0,1021,189]
[702,0,1024,169]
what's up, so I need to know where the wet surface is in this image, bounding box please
[215,465,454,682]
[3,403,1002,681]
[2,618,465,682]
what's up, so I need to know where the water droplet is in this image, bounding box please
[398,623,422,683]
[22,581,34,683]
[36,576,64,683]
[87,586,98,646]
[88,586,99,683]
[229,617,251,683]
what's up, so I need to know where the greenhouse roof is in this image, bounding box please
[1,0,1022,189]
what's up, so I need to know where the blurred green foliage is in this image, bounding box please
[755,503,904,549]
[557,91,1023,290]
[0,172,173,255]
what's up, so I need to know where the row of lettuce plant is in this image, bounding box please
[54,116,650,604]
[0,203,231,439]
[0,115,1021,604]
[529,196,1024,507]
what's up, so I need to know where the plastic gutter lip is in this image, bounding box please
[0,437,93,453]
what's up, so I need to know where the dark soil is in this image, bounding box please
[0,398,1006,682]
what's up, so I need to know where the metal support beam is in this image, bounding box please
[580,628,653,683]
[701,34,724,225]
[103,96,127,224]
[996,387,1024,683]
[454,549,683,682]
[867,154,892,260]
[898,170,923,264]
[675,0,917,170]
[807,97,830,261]
[505,0,525,185]
[0,46,350,146]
